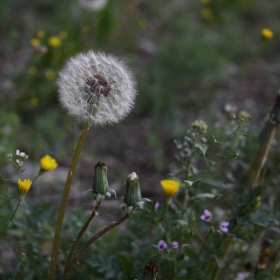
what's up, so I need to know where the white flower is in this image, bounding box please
[58,51,137,126]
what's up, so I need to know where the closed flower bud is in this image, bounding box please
[92,161,109,201]
[141,260,159,280]
[124,172,142,207]
[17,179,32,200]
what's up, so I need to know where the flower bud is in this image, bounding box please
[141,260,159,280]
[17,179,32,201]
[92,161,109,199]
[124,172,142,207]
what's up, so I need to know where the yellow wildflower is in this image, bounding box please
[262,28,273,40]
[17,179,32,200]
[48,36,61,47]
[28,66,37,75]
[40,155,58,171]
[30,97,39,106]
[82,25,90,33]
[45,69,56,80]
[36,30,45,38]
[161,180,180,197]
[201,8,214,21]
[59,31,68,39]
[30,38,41,47]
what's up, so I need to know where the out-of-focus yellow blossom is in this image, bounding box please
[201,8,214,21]
[36,30,45,38]
[48,36,61,47]
[139,18,149,29]
[161,180,180,197]
[40,155,58,171]
[30,97,39,106]
[30,38,41,47]
[262,28,273,40]
[45,69,56,80]
[59,31,68,39]
[82,25,90,33]
[28,66,37,75]
[200,0,210,4]
[17,179,32,200]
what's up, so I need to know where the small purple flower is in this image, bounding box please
[172,241,179,249]
[201,209,212,222]
[155,202,160,211]
[157,240,168,251]
[219,221,229,232]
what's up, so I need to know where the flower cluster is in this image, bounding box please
[157,240,179,251]
[201,209,229,233]
[7,150,29,167]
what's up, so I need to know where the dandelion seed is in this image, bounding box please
[219,221,229,232]
[201,209,212,222]
[40,155,58,171]
[17,179,32,200]
[58,50,137,126]
[157,240,168,251]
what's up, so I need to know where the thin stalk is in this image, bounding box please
[64,213,130,280]
[249,127,276,190]
[0,200,21,236]
[50,121,90,280]
[63,201,101,277]
[211,236,233,280]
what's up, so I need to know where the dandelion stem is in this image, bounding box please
[0,200,21,237]
[63,213,130,280]
[63,201,101,278]
[50,121,90,280]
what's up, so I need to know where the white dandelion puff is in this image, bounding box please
[57,50,137,126]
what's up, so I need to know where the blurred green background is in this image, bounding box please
[0,0,280,278]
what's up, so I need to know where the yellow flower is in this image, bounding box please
[59,31,68,39]
[36,30,45,38]
[262,28,273,40]
[17,179,32,200]
[30,38,41,47]
[30,97,39,106]
[28,66,37,75]
[48,36,61,47]
[82,25,90,33]
[161,180,180,197]
[201,8,214,21]
[45,69,56,80]
[40,155,58,171]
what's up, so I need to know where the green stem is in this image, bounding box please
[211,236,233,280]
[0,199,21,236]
[50,121,90,280]
[249,127,276,190]
[64,213,130,280]
[63,201,101,277]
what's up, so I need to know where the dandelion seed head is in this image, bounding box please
[58,51,137,126]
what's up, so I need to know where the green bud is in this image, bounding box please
[269,90,280,125]
[92,161,109,197]
[141,260,159,280]
[124,172,142,207]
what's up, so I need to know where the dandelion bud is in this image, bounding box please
[57,50,137,126]
[141,260,159,280]
[160,180,180,198]
[124,172,142,207]
[92,161,109,201]
[17,179,32,200]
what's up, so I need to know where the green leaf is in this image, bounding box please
[202,178,228,188]
[214,255,225,268]
[250,211,275,227]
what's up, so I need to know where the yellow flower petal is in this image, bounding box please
[40,155,58,171]
[262,28,273,40]
[161,180,180,197]
[18,179,32,200]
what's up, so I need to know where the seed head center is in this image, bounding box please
[84,74,111,97]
